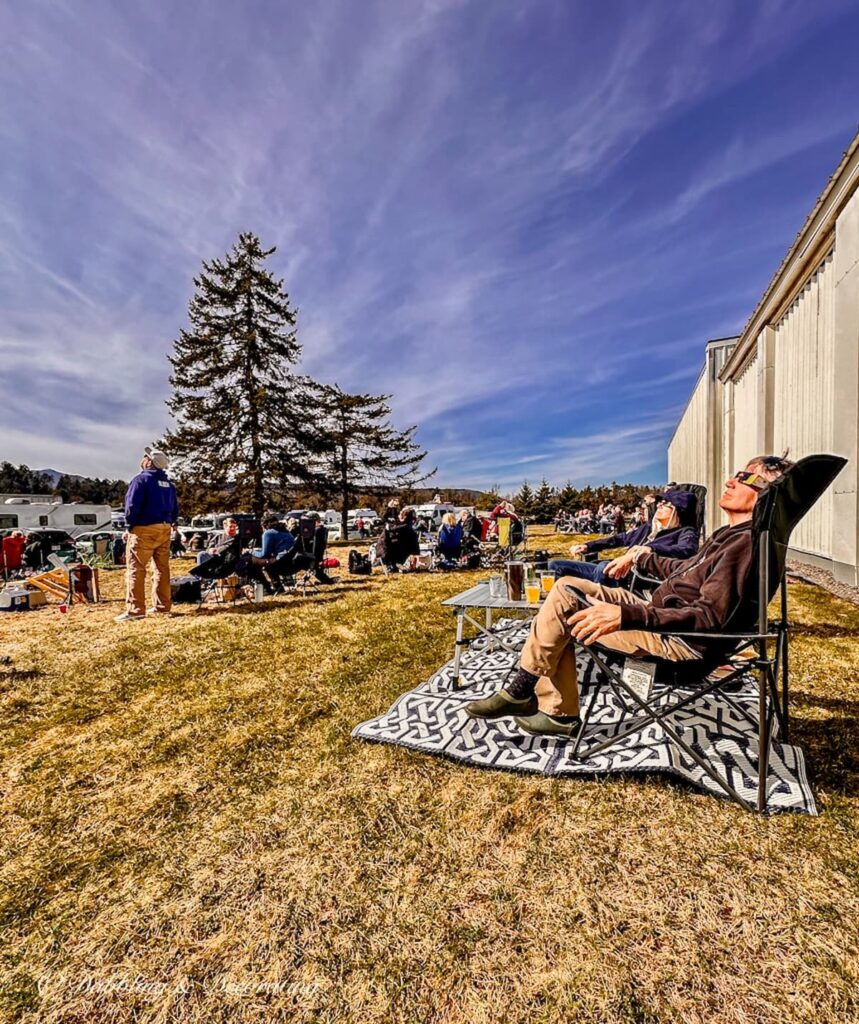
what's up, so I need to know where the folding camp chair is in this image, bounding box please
[482,517,527,569]
[190,540,255,607]
[570,455,846,812]
[268,519,331,595]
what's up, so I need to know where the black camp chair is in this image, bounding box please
[268,519,328,595]
[673,482,707,538]
[376,522,420,573]
[570,455,846,813]
[189,537,253,607]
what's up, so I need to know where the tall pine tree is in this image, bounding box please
[163,232,315,516]
[311,384,433,540]
[514,481,535,519]
[532,478,557,523]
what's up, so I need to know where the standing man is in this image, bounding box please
[116,446,179,622]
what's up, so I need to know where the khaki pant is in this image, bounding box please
[521,576,700,717]
[125,524,172,615]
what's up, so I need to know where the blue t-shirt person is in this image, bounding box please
[253,523,295,559]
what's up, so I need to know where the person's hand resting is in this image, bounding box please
[568,601,622,644]
[604,551,635,579]
[569,542,588,556]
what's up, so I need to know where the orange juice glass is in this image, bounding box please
[540,572,554,594]
[525,581,541,603]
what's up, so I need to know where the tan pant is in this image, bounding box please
[126,524,172,615]
[521,576,700,716]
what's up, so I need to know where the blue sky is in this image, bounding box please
[2,0,858,491]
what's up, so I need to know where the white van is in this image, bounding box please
[0,498,113,538]
[413,503,457,530]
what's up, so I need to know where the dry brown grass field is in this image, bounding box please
[1,527,858,1024]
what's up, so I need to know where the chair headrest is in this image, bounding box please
[752,454,847,542]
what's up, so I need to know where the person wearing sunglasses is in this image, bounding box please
[466,454,794,737]
[548,488,700,587]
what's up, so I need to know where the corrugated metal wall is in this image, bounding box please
[668,370,708,485]
[731,353,760,467]
[772,252,836,556]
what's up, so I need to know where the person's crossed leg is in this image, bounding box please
[466,575,699,736]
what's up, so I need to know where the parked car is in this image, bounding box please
[25,528,76,552]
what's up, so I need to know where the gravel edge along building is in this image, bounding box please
[669,129,859,585]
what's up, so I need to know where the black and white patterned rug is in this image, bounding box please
[352,620,817,814]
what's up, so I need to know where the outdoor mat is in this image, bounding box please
[353,619,817,814]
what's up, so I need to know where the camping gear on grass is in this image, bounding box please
[170,575,202,604]
[0,587,36,611]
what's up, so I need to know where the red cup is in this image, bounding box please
[58,603,68,614]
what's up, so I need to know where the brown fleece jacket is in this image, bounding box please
[619,521,755,638]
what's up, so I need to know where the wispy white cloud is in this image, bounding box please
[1,0,857,488]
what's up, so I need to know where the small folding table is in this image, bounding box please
[442,581,542,687]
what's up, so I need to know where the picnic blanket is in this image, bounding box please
[352,619,817,814]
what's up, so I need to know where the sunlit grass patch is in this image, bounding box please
[0,528,857,1023]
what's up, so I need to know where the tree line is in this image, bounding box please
[0,463,127,506]
[505,479,661,523]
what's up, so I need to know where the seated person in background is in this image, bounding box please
[466,456,793,736]
[436,513,463,560]
[253,516,295,560]
[376,508,420,572]
[459,509,482,550]
[488,500,523,544]
[193,517,241,569]
[548,489,699,587]
[267,513,333,585]
[112,533,127,565]
[23,532,49,570]
[170,526,186,556]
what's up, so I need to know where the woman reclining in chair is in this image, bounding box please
[266,513,334,586]
[548,488,699,587]
[466,456,793,737]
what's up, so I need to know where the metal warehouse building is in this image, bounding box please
[668,129,859,584]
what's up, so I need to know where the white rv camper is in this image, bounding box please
[0,498,113,537]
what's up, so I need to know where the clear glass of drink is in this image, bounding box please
[488,574,505,599]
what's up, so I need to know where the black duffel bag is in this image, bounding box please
[171,575,202,603]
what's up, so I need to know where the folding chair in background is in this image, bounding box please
[571,454,847,813]
[190,540,254,608]
[269,519,329,595]
[482,516,527,569]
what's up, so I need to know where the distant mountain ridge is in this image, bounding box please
[34,469,83,486]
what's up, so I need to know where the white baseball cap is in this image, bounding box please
[144,446,169,470]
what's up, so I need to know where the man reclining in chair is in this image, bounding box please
[466,456,793,737]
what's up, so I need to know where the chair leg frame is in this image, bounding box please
[570,560,791,813]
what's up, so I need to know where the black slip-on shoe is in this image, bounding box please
[465,689,539,720]
[513,711,582,737]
